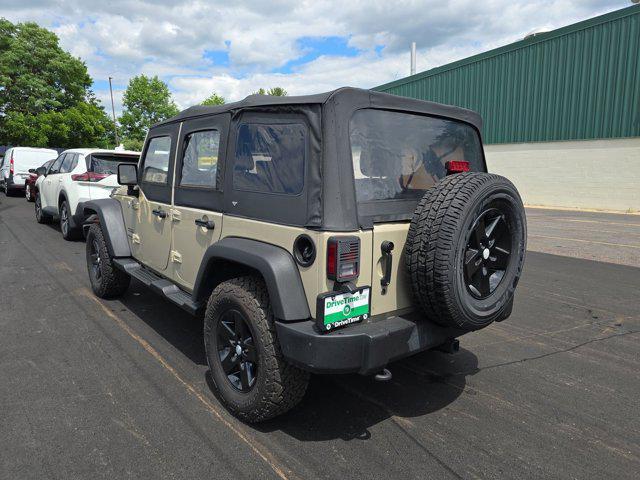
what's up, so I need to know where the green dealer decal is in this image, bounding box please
[320,288,370,331]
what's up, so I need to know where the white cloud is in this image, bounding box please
[1,0,626,112]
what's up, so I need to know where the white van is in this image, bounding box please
[1,147,58,196]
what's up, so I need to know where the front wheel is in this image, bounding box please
[85,224,130,298]
[204,276,309,423]
[60,200,80,240]
[35,193,52,224]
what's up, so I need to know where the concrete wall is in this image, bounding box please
[485,137,640,212]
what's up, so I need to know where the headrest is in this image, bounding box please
[359,145,397,178]
[235,143,255,171]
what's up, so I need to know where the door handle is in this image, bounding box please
[195,218,215,230]
[380,241,395,294]
[152,208,167,219]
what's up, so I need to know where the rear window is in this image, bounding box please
[233,123,305,195]
[350,109,483,202]
[89,154,139,175]
[12,150,58,169]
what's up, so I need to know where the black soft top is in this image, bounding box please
[155,87,482,131]
[150,87,485,231]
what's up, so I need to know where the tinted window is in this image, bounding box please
[142,136,171,184]
[49,154,66,174]
[60,153,76,173]
[181,130,220,188]
[233,123,305,195]
[90,154,139,175]
[350,109,483,202]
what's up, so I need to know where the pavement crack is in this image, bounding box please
[458,329,640,375]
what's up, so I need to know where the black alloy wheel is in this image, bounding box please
[216,309,258,392]
[464,206,512,299]
[88,237,102,286]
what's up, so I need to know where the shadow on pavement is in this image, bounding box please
[119,278,477,442]
[256,348,476,441]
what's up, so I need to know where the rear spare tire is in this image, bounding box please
[405,172,526,330]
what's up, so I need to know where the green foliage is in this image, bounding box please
[119,75,179,144]
[201,92,225,106]
[122,137,144,152]
[0,18,113,148]
[253,87,288,96]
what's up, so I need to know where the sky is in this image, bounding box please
[1,0,629,115]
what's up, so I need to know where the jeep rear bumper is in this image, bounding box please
[275,313,464,375]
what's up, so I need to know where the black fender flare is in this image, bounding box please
[82,198,131,258]
[193,237,311,321]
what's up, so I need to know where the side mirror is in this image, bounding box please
[35,167,47,176]
[118,163,138,186]
[28,168,36,174]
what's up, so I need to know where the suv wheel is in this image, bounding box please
[60,200,80,240]
[35,193,52,224]
[204,276,309,423]
[26,184,34,202]
[85,224,130,298]
[406,172,527,331]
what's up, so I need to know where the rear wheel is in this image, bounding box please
[35,193,52,224]
[60,200,80,240]
[405,172,527,330]
[25,184,34,202]
[204,276,309,423]
[85,224,130,298]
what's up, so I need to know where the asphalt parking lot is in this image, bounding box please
[1,196,639,480]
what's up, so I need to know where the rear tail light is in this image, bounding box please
[9,153,14,175]
[327,236,360,282]
[71,172,108,182]
[445,160,470,174]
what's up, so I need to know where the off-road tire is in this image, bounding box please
[204,276,309,423]
[35,193,52,224]
[405,172,526,330]
[60,200,81,240]
[85,224,130,298]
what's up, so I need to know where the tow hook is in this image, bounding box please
[374,368,392,382]
[436,338,460,354]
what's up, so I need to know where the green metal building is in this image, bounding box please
[374,5,640,211]
[375,5,639,144]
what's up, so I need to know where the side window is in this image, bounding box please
[142,136,172,184]
[49,154,66,174]
[180,130,220,188]
[69,154,79,172]
[59,153,76,173]
[233,123,305,195]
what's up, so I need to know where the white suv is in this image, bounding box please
[35,148,139,240]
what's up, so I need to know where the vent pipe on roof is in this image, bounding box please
[410,42,416,75]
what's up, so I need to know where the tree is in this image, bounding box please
[253,87,288,96]
[201,92,225,106]
[119,75,179,144]
[0,18,113,147]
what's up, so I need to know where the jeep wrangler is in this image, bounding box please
[82,87,527,423]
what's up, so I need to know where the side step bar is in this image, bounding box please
[113,258,201,315]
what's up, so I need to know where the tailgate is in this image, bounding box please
[89,174,119,199]
[370,222,413,316]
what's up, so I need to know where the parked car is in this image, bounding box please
[35,148,139,240]
[82,88,527,422]
[24,159,54,202]
[1,147,58,196]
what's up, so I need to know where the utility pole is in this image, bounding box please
[108,77,119,147]
[410,42,417,76]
